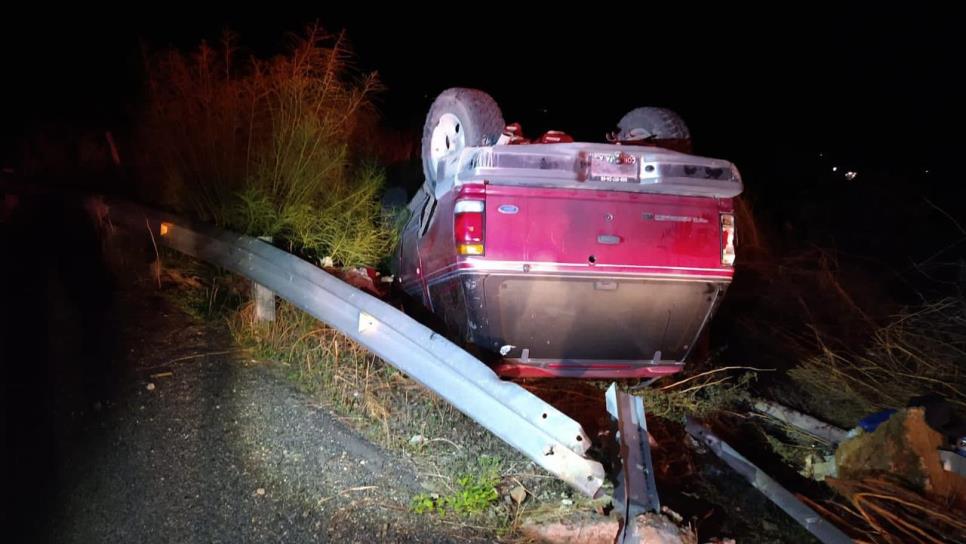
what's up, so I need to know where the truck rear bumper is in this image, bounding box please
[493,360,684,379]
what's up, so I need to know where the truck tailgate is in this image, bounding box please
[483,184,731,276]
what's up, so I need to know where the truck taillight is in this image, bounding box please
[455,199,485,255]
[720,213,736,267]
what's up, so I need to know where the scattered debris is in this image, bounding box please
[255,488,266,496]
[660,506,683,524]
[856,408,897,432]
[940,450,966,476]
[148,372,173,379]
[408,434,425,447]
[834,408,966,511]
[801,452,837,481]
[685,417,852,543]
[753,399,848,445]
[763,405,966,541]
[322,265,384,296]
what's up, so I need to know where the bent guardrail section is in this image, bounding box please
[103,199,606,497]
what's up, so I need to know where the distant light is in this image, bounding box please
[924,169,930,175]
[845,171,858,180]
[832,166,838,172]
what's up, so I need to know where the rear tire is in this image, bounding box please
[616,107,691,152]
[421,88,504,187]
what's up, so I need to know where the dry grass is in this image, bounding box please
[225,298,584,533]
[790,298,966,427]
[633,362,765,422]
[229,299,403,443]
[804,478,966,543]
[138,24,396,266]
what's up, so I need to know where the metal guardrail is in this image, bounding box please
[685,417,852,544]
[606,384,661,544]
[102,199,606,497]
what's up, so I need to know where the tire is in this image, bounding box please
[421,88,504,187]
[616,107,692,152]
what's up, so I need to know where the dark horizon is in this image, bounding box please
[2,8,963,176]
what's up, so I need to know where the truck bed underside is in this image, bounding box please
[427,272,728,377]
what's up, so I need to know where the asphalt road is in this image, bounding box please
[1,193,488,543]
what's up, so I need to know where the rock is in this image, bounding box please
[408,434,425,446]
[835,407,966,510]
[521,518,618,544]
[255,488,266,496]
[146,383,156,391]
[634,514,696,544]
[521,512,696,544]
[509,485,527,505]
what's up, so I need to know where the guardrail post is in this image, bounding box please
[253,236,275,322]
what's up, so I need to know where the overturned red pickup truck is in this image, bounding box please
[395,88,741,379]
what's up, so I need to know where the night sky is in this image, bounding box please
[2,7,963,181]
